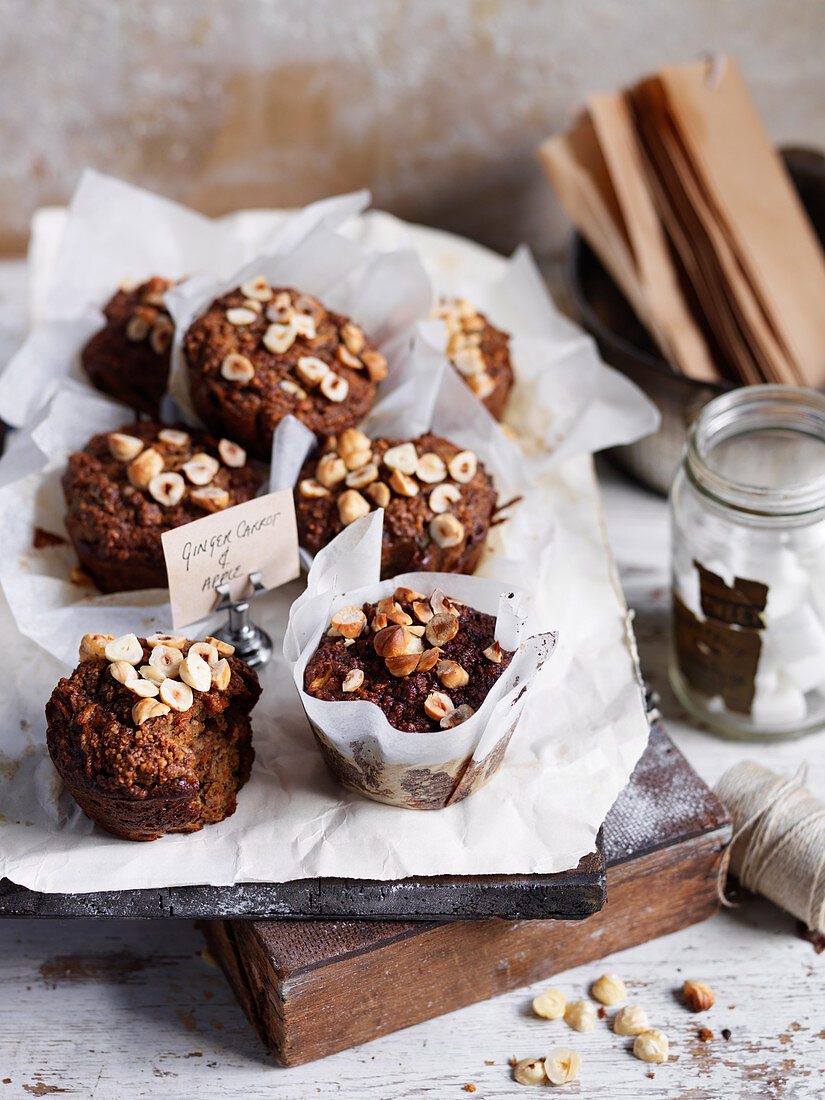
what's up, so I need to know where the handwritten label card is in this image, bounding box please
[161,489,300,628]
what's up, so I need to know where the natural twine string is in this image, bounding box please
[714,761,825,933]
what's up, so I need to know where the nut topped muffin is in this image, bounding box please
[434,297,514,420]
[303,585,514,732]
[46,632,260,841]
[63,422,261,593]
[295,429,497,578]
[81,276,176,415]
[183,279,387,461]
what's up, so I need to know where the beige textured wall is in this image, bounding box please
[2,0,824,257]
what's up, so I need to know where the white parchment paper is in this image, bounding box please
[0,183,658,891]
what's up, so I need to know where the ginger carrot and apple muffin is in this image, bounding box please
[63,422,261,593]
[295,429,497,578]
[183,278,387,461]
[46,632,260,841]
[303,586,514,732]
[434,297,514,420]
[81,276,176,416]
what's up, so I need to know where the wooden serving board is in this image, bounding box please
[203,722,731,1066]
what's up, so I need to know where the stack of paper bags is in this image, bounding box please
[539,55,825,388]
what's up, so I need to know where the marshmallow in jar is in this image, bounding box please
[669,386,825,740]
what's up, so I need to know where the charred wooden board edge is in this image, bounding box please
[203,828,729,1066]
[0,832,605,922]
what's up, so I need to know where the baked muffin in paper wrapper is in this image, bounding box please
[284,511,556,809]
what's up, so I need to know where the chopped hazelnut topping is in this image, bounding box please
[150,318,174,355]
[241,275,273,302]
[221,352,256,382]
[226,306,258,326]
[148,471,186,507]
[373,625,411,658]
[266,292,293,322]
[263,322,296,354]
[417,647,440,673]
[159,678,194,711]
[299,478,330,499]
[345,463,379,489]
[429,513,465,548]
[205,636,235,656]
[425,612,459,646]
[389,469,419,497]
[429,483,462,514]
[79,633,113,662]
[127,448,165,490]
[361,349,388,381]
[448,450,478,483]
[218,439,247,467]
[212,658,231,690]
[424,691,454,721]
[241,298,263,315]
[316,453,348,487]
[104,633,143,665]
[337,345,363,369]
[343,448,373,471]
[416,452,447,483]
[147,633,186,649]
[412,600,434,624]
[330,606,367,639]
[385,653,421,678]
[132,698,170,726]
[280,378,307,398]
[436,658,469,689]
[108,432,144,462]
[139,664,165,685]
[342,668,364,692]
[182,453,220,486]
[179,652,212,692]
[408,624,426,637]
[342,322,365,355]
[468,372,495,400]
[339,429,371,458]
[291,312,317,339]
[148,644,183,677]
[452,346,485,377]
[483,642,502,664]
[190,486,230,512]
[189,642,219,668]
[109,660,138,685]
[157,428,190,448]
[337,489,370,526]
[296,356,329,388]
[320,373,349,402]
[440,703,474,728]
[382,442,418,474]
[371,613,389,632]
[126,677,160,698]
[125,314,150,342]
[366,481,391,509]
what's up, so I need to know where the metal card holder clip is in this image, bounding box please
[212,571,272,668]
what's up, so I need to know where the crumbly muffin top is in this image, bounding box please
[63,422,261,557]
[304,586,513,732]
[295,429,496,566]
[434,296,513,406]
[183,281,385,440]
[47,633,260,797]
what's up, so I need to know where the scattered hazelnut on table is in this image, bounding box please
[532,988,566,1020]
[591,973,627,1006]
[633,1029,669,1064]
[613,1004,649,1036]
[512,1058,546,1086]
[544,1047,581,1086]
[563,1000,596,1033]
[684,980,715,1012]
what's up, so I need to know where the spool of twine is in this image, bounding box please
[714,761,825,933]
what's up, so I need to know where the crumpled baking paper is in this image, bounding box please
[283,511,556,808]
[0,181,658,892]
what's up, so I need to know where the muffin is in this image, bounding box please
[434,297,514,420]
[183,279,387,461]
[304,585,514,733]
[81,276,176,415]
[295,430,497,577]
[63,422,261,593]
[46,632,260,841]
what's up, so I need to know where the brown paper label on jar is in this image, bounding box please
[161,489,300,628]
[673,562,768,715]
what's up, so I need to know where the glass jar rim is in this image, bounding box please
[686,385,825,517]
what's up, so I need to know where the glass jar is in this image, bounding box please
[669,385,825,740]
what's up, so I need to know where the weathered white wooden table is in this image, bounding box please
[0,262,822,1098]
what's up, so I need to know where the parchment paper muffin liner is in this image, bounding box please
[284,511,556,809]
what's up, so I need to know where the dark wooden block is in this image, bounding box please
[203,723,731,1066]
